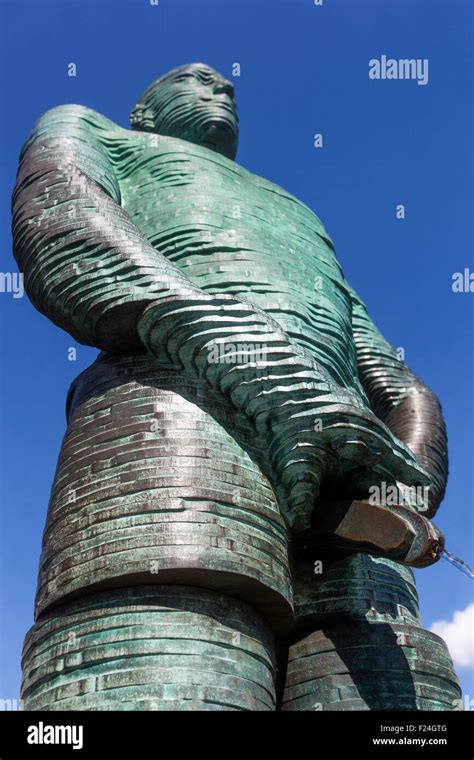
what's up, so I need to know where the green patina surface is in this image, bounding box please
[14,64,455,711]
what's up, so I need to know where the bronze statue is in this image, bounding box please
[15,64,460,710]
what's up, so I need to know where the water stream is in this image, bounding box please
[441,548,474,581]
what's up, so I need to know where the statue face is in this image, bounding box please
[130,64,239,160]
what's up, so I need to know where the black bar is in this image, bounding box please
[0,710,472,758]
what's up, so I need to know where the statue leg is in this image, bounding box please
[21,586,276,711]
[281,554,461,711]
[22,351,292,710]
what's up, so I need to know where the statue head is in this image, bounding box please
[130,63,239,160]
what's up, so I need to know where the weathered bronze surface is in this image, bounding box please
[292,554,423,631]
[34,352,293,634]
[282,624,461,711]
[22,586,276,711]
[14,63,457,711]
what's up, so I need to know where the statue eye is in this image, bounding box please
[173,71,215,86]
[174,73,196,82]
[196,72,215,85]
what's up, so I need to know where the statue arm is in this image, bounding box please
[349,285,448,516]
[11,106,329,399]
[12,104,196,352]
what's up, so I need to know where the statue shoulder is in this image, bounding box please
[21,104,121,153]
[17,104,123,203]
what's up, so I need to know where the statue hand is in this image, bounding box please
[137,292,429,532]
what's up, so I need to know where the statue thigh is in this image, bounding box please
[21,352,294,711]
[282,554,461,711]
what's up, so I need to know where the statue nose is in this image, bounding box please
[213,80,234,98]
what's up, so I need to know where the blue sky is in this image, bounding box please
[0,0,473,702]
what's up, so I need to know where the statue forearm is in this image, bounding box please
[350,287,448,516]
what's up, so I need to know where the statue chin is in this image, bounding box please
[202,137,236,159]
[199,123,237,159]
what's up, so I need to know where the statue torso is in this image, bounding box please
[103,127,360,390]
